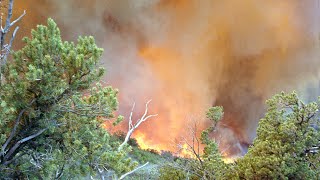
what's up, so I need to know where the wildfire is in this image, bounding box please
[179,143,197,158]
[133,131,167,152]
[105,0,306,163]
[134,130,238,164]
[14,0,317,162]
[134,130,198,157]
[222,157,237,164]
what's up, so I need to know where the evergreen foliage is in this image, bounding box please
[235,92,320,179]
[160,92,320,180]
[0,19,136,179]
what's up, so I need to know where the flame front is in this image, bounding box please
[133,131,166,152]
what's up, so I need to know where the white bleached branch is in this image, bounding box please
[118,100,158,151]
[0,0,26,84]
[119,162,149,180]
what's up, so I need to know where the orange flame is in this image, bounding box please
[135,130,237,164]
[222,157,236,164]
[133,131,168,152]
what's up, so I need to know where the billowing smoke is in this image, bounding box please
[13,0,320,156]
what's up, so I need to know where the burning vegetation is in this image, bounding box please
[11,0,320,158]
[1,0,319,179]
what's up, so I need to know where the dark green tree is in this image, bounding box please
[236,92,320,179]
[0,18,137,179]
[160,92,320,180]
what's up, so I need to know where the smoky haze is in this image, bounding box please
[12,0,320,156]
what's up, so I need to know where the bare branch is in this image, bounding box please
[1,108,26,156]
[4,128,47,161]
[0,0,25,85]
[2,25,18,63]
[97,167,105,180]
[118,100,157,151]
[8,10,26,28]
[1,99,36,156]
[140,100,152,121]
[129,102,135,129]
[3,0,14,32]
[3,123,64,162]
[2,152,26,166]
[119,162,149,180]
[180,136,203,165]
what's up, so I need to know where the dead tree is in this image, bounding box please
[173,119,206,178]
[116,100,157,179]
[0,0,26,84]
[96,100,157,180]
[177,121,203,163]
[118,100,158,151]
[119,162,149,180]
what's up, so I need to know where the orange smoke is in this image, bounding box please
[134,0,319,156]
[13,0,320,157]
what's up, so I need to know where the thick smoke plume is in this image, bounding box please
[13,0,320,156]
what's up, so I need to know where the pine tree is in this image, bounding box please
[0,19,136,179]
[236,92,320,179]
[160,92,320,179]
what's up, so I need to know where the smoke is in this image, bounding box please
[14,0,320,156]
